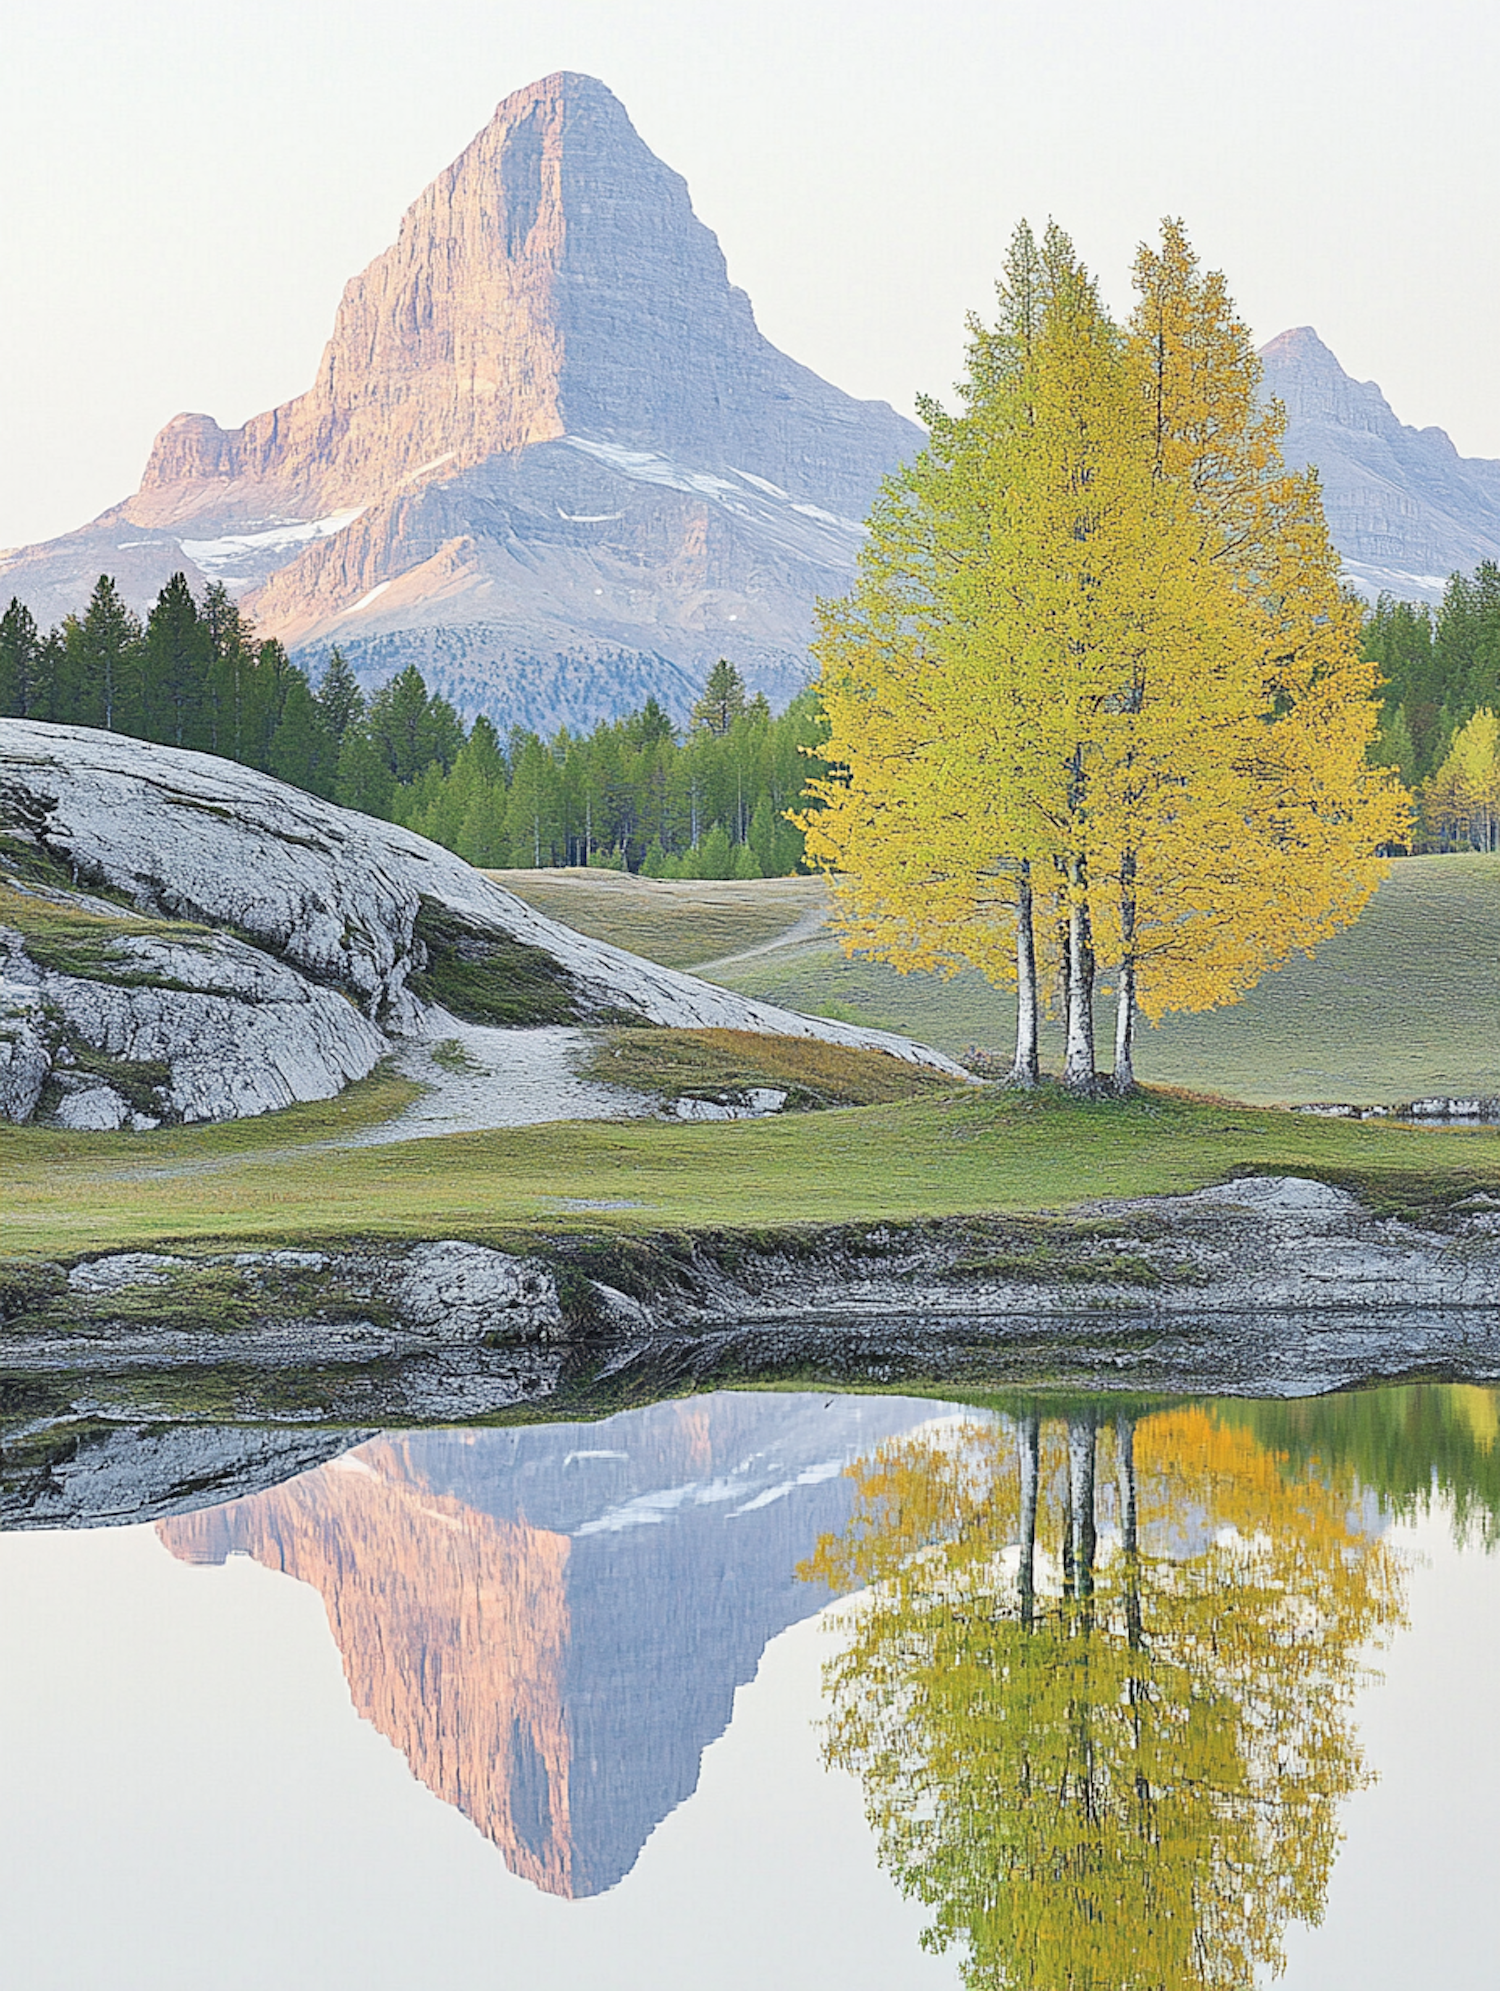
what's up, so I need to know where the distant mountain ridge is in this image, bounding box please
[1261,326,1500,603]
[0,73,920,730]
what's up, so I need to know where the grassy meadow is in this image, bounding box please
[494,868,827,968]
[7,1076,1500,1263]
[5,851,1500,1265]
[505,855,1500,1108]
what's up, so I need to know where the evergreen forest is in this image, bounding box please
[1364,563,1500,850]
[0,578,825,877]
[11,545,1500,878]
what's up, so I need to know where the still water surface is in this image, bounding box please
[3,1385,1499,1989]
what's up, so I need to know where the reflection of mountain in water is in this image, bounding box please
[158,1392,935,1896]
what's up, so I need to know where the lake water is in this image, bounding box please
[3,1385,1499,1990]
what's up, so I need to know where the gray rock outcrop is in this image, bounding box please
[0,718,963,1125]
[0,73,921,730]
[9,1181,1500,1458]
[1262,325,1500,602]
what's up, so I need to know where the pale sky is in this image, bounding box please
[4,0,1498,551]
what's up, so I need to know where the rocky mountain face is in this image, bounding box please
[158,1394,939,1896]
[0,718,961,1128]
[0,73,919,730]
[1262,327,1500,602]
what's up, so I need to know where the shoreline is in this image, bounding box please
[8,1173,1500,1527]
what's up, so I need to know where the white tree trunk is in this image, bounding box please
[1010,863,1040,1086]
[1063,859,1097,1094]
[1113,960,1135,1093]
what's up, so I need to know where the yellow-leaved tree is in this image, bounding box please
[1423,706,1500,849]
[801,1403,1405,1990]
[801,221,1409,1093]
[1113,222,1409,1076]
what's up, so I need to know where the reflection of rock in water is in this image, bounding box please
[158,1392,934,1896]
[166,1445,576,1890]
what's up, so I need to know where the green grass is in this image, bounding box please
[0,880,219,987]
[702,855,1500,1108]
[583,1027,960,1108]
[493,868,827,967]
[8,856,1500,1268]
[409,898,589,1025]
[6,1080,1500,1262]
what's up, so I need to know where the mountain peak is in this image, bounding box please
[127,67,897,531]
[1260,326,1500,597]
[1259,324,1342,370]
[0,73,919,729]
[132,71,643,520]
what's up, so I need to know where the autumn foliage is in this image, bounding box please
[801,222,1410,1093]
[803,1404,1405,1990]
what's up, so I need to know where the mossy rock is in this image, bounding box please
[409,898,593,1026]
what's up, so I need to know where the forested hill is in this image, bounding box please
[0,574,825,879]
[1365,562,1500,783]
[21,551,1500,874]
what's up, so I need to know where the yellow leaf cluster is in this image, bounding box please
[802,1404,1405,1989]
[801,221,1410,1062]
[1423,706,1500,850]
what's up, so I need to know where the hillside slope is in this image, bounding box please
[0,720,961,1128]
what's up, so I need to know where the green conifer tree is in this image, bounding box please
[317,646,365,750]
[691,658,748,736]
[269,670,337,796]
[199,582,258,760]
[335,725,396,818]
[63,575,142,731]
[695,821,735,879]
[0,598,41,717]
[364,664,464,787]
[141,573,212,747]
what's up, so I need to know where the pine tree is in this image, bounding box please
[505,732,561,866]
[364,664,464,787]
[691,658,748,736]
[0,598,42,717]
[140,573,212,747]
[1372,702,1417,792]
[695,821,735,879]
[64,575,142,731]
[455,777,509,868]
[199,582,259,760]
[269,670,336,797]
[317,646,364,750]
[335,724,396,818]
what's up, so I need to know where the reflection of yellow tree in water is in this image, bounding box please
[801,1406,1405,1990]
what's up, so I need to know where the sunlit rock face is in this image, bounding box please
[0,718,961,1123]
[0,73,920,729]
[1262,326,1500,603]
[158,1394,937,1896]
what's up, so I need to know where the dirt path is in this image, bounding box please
[692,902,831,974]
[340,1020,653,1147]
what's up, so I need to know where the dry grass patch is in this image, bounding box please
[491,868,827,967]
[585,1027,963,1109]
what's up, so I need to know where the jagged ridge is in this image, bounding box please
[0,74,920,730]
[1262,326,1500,602]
